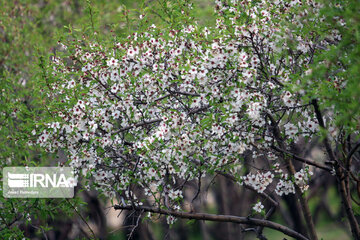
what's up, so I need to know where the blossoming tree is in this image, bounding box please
[33,0,360,239]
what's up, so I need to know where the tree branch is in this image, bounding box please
[114,205,308,240]
[346,139,360,163]
[271,145,332,171]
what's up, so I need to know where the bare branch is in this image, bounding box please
[114,205,308,240]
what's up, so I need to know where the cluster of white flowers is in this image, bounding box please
[294,168,313,192]
[275,177,296,196]
[284,123,298,139]
[253,202,264,213]
[247,101,263,121]
[166,215,177,225]
[241,171,274,193]
[274,168,313,196]
[282,91,296,107]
